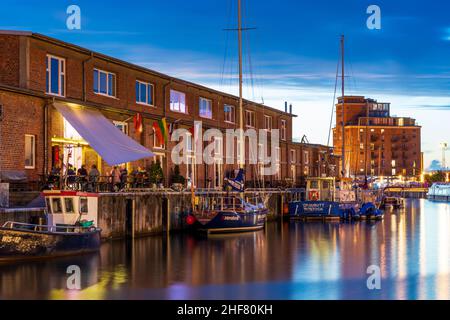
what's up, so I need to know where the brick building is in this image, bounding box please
[333,96,422,178]
[0,31,335,189]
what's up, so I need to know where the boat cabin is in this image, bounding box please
[306,177,358,203]
[42,190,99,227]
[306,177,336,201]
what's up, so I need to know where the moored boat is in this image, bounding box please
[427,183,450,201]
[289,177,384,221]
[0,190,101,263]
[380,196,405,209]
[186,194,268,234]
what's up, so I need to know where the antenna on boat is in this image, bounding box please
[341,35,346,178]
[238,0,244,171]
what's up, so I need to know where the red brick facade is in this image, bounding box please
[0,31,335,187]
[333,96,422,178]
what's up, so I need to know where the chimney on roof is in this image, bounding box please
[289,104,292,114]
[285,101,288,113]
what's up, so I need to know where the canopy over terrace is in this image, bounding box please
[53,102,154,166]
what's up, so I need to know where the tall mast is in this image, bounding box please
[341,35,345,178]
[238,0,244,168]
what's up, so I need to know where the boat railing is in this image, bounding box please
[1,221,95,233]
[195,195,265,213]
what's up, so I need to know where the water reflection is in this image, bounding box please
[0,199,449,299]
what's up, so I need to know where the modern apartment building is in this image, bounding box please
[0,30,335,189]
[333,96,422,178]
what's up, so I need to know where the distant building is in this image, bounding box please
[333,96,422,178]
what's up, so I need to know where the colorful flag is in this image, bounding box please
[152,121,163,146]
[134,113,143,134]
[158,118,169,144]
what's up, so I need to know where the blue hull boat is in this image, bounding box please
[0,222,101,263]
[188,209,268,234]
[289,201,383,221]
[289,201,360,220]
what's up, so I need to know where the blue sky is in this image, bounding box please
[1,0,449,169]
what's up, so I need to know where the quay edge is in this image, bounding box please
[0,191,290,240]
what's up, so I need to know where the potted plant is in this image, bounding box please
[148,161,164,190]
[170,165,186,191]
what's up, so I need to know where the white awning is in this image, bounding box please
[54,102,154,165]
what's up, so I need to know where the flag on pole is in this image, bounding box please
[133,113,143,134]
[152,121,163,145]
[158,118,169,144]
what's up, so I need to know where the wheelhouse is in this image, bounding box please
[42,190,99,227]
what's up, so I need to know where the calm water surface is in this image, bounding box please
[0,199,449,300]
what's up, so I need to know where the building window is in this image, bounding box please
[214,137,222,157]
[64,119,82,140]
[275,147,281,180]
[245,110,255,127]
[290,149,296,163]
[237,140,243,164]
[135,80,154,106]
[151,153,165,173]
[392,169,396,176]
[94,69,116,97]
[25,134,35,169]
[186,155,196,187]
[186,132,193,152]
[113,121,128,134]
[224,105,235,123]
[264,115,272,131]
[199,97,213,119]
[46,55,65,96]
[360,143,364,150]
[304,151,309,165]
[170,90,187,113]
[281,119,287,140]
[391,160,396,167]
[304,166,309,176]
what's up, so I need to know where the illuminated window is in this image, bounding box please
[25,135,35,169]
[281,120,287,140]
[170,90,187,113]
[186,132,193,152]
[113,121,128,135]
[290,149,296,163]
[199,97,212,119]
[304,151,309,165]
[46,55,65,96]
[224,105,235,123]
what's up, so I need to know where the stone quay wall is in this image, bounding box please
[0,190,302,240]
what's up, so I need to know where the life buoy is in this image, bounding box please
[309,191,320,201]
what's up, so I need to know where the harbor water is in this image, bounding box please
[0,199,449,300]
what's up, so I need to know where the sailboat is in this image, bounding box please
[185,0,268,234]
[288,35,383,221]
